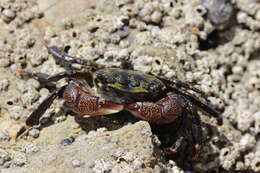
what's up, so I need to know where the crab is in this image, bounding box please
[16,45,222,159]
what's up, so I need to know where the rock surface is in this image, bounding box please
[1,121,165,173]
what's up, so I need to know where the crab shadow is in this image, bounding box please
[62,110,231,171]
[157,121,232,171]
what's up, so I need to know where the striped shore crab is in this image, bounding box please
[16,46,222,159]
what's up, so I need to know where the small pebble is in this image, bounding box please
[0,149,11,166]
[8,106,24,120]
[202,0,233,26]
[0,79,9,91]
[132,158,143,170]
[21,142,39,154]
[71,159,84,168]
[151,11,162,24]
[0,130,10,141]
[239,134,256,149]
[13,153,27,167]
[122,152,136,162]
[28,79,40,89]
[251,157,260,172]
[0,58,10,67]
[2,9,16,23]
[60,137,75,146]
[28,128,40,138]
[256,10,260,20]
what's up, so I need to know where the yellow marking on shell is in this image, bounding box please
[108,83,149,93]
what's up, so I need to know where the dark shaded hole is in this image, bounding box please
[121,18,129,25]
[155,59,161,65]
[64,45,71,53]
[127,8,132,13]
[96,18,102,22]
[174,9,183,19]
[223,64,232,79]
[232,78,240,83]
[198,23,204,31]
[256,161,260,167]
[7,101,13,105]
[170,2,174,7]
[90,5,96,9]
[216,63,223,69]
[199,30,220,50]
[248,49,260,61]
[243,66,247,72]
[118,158,126,162]
[223,151,229,156]
[90,41,96,48]
[196,8,203,14]
[179,59,185,65]
[72,32,77,38]
[89,27,99,33]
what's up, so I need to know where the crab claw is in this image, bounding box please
[125,94,185,125]
[125,102,181,125]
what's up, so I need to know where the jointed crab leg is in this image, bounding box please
[185,101,202,159]
[172,87,223,125]
[15,86,66,139]
[26,86,66,126]
[47,46,104,70]
[159,77,205,95]
[47,46,86,65]
[164,106,202,160]
[17,69,95,88]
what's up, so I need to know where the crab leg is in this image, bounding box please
[173,88,223,125]
[15,86,66,139]
[47,46,104,70]
[27,86,66,126]
[185,101,203,159]
[17,69,93,83]
[47,46,86,65]
[158,77,205,95]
